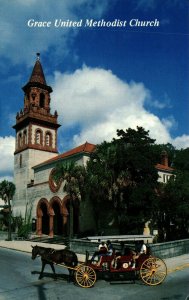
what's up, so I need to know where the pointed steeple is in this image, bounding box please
[29,53,47,85]
[22,53,52,93]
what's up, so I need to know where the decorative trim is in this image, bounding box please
[49,168,63,193]
[14,144,58,154]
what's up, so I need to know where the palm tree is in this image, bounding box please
[0,180,16,240]
[55,161,86,239]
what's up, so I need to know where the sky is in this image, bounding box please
[0,0,189,182]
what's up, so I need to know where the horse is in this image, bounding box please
[31,245,78,281]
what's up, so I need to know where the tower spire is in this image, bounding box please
[29,53,46,85]
[22,53,52,93]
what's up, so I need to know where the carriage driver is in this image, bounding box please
[131,240,147,268]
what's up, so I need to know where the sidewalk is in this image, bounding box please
[165,253,189,274]
[0,239,86,262]
[0,239,189,272]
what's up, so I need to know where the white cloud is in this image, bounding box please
[147,93,172,110]
[0,0,110,65]
[162,116,178,131]
[171,135,189,150]
[51,65,189,149]
[0,136,15,181]
[52,66,150,127]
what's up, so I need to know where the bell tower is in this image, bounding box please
[13,53,61,215]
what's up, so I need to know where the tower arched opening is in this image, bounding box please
[39,93,45,108]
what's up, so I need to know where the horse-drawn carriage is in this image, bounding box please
[31,244,167,288]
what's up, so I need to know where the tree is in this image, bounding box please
[55,161,86,238]
[153,147,189,241]
[173,148,189,171]
[160,147,189,240]
[86,127,159,234]
[86,141,117,233]
[156,172,189,241]
[150,143,176,168]
[0,180,16,240]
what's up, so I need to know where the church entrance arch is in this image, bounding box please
[36,198,50,235]
[49,197,63,236]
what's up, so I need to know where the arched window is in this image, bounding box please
[23,130,27,145]
[45,131,52,146]
[18,133,22,148]
[35,129,42,145]
[39,93,45,108]
[31,93,36,101]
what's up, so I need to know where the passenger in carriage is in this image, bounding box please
[91,241,108,263]
[113,243,133,269]
[114,241,147,269]
[98,241,108,253]
[106,240,114,256]
[135,240,147,255]
[131,240,147,268]
[140,240,147,254]
[96,240,114,267]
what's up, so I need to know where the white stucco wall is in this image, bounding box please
[157,170,173,183]
[13,149,58,217]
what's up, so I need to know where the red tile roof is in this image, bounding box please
[29,58,46,85]
[34,141,174,173]
[155,163,174,172]
[33,142,96,169]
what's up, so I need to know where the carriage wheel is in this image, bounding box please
[75,265,96,288]
[140,257,167,286]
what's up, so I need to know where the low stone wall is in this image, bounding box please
[70,238,189,259]
[70,239,99,256]
[150,239,189,259]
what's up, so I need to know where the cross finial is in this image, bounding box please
[36,53,40,60]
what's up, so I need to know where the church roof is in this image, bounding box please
[33,142,96,169]
[22,53,52,92]
[33,140,174,173]
[29,56,46,85]
[155,163,174,172]
[59,142,96,159]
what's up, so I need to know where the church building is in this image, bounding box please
[12,54,174,237]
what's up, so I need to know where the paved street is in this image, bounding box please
[0,247,188,300]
